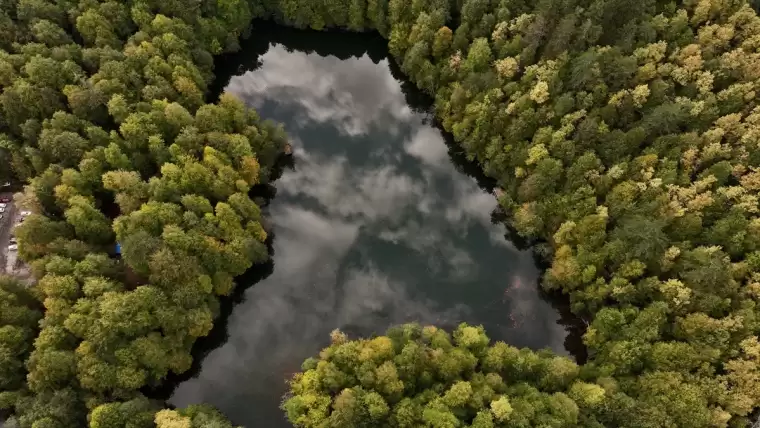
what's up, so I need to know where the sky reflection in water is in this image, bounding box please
[170,38,574,426]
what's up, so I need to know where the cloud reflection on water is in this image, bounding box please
[227,47,413,137]
[170,43,571,426]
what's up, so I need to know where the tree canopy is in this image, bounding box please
[0,276,41,410]
[1,0,760,425]
[263,0,760,425]
[0,0,285,424]
[284,324,600,428]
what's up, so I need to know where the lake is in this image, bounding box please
[168,21,584,427]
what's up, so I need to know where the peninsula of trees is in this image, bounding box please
[0,0,287,426]
[1,0,760,426]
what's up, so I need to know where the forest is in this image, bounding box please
[0,0,760,426]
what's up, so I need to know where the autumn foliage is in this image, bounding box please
[1,0,760,426]
[269,0,760,426]
[284,324,598,427]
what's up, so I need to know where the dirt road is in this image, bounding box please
[0,191,31,282]
[0,191,15,274]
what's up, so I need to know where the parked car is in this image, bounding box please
[0,203,6,208]
[0,197,10,202]
[7,244,17,251]
[9,237,16,244]
[0,208,5,213]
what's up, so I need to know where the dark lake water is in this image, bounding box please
[168,22,584,427]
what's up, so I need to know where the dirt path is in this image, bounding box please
[0,191,15,274]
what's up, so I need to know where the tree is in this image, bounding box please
[0,277,42,410]
[89,396,155,428]
[464,37,492,73]
[0,0,287,424]
[154,404,240,428]
[5,0,760,426]
[63,196,114,245]
[283,324,600,427]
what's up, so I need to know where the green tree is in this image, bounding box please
[284,324,599,427]
[0,277,42,410]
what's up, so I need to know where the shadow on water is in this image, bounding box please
[208,20,389,103]
[155,20,588,420]
[143,159,295,401]
[143,251,276,401]
[492,207,590,363]
[143,188,278,401]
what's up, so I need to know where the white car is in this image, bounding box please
[0,203,6,208]
[8,244,17,251]
[0,208,5,213]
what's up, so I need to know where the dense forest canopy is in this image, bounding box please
[0,0,760,426]
[0,0,287,425]
[284,323,605,427]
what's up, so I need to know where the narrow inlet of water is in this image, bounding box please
[168,21,585,427]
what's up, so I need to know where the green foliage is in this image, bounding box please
[4,0,760,426]
[0,276,42,410]
[154,404,241,428]
[284,324,593,427]
[0,0,286,424]
[88,395,155,428]
[257,0,760,426]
